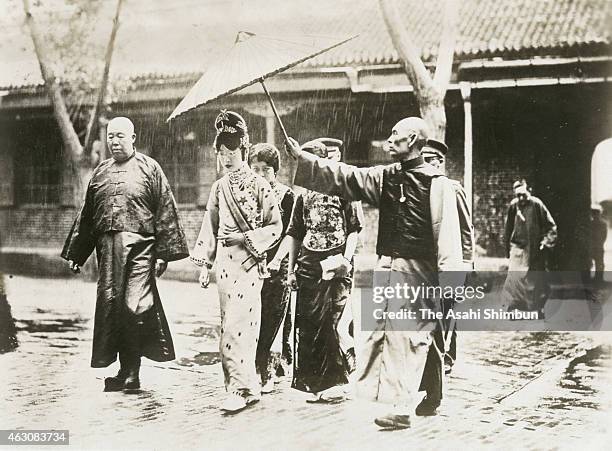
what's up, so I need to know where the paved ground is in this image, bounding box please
[1,275,612,450]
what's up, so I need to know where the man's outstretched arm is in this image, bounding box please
[286,138,384,207]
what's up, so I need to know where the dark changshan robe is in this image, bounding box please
[62,152,189,367]
[287,191,364,394]
[255,182,296,385]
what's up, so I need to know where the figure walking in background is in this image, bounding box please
[191,111,282,413]
[248,143,296,393]
[502,180,557,318]
[281,138,363,404]
[62,116,189,392]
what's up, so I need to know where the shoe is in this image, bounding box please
[244,392,260,406]
[104,368,128,392]
[318,385,348,403]
[444,355,454,375]
[123,376,141,391]
[415,395,440,416]
[221,392,247,413]
[261,379,275,394]
[104,376,126,392]
[374,414,411,429]
[122,359,141,392]
[444,362,453,375]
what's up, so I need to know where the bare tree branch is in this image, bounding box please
[379,0,457,139]
[83,0,124,153]
[23,0,86,204]
[23,0,83,159]
[433,0,460,95]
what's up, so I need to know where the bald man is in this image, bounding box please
[62,116,189,392]
[285,117,465,429]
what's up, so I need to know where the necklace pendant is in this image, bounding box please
[399,196,406,203]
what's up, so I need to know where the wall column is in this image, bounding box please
[460,82,473,211]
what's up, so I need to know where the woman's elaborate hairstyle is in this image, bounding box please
[248,143,281,173]
[213,110,250,157]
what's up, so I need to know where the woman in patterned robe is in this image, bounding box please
[284,139,364,402]
[191,111,282,413]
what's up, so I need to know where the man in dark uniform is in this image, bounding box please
[62,116,189,392]
[417,140,475,415]
[285,117,465,429]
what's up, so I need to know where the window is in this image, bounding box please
[155,142,199,205]
[14,121,62,205]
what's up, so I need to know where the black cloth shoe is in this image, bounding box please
[415,395,440,416]
[374,414,411,430]
[123,356,141,391]
[104,368,128,392]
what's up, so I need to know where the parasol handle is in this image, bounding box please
[259,78,290,145]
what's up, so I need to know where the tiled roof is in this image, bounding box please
[0,0,609,89]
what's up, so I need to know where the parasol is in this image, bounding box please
[167,31,356,143]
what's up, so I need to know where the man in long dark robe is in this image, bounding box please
[502,180,556,317]
[285,117,466,430]
[62,116,189,392]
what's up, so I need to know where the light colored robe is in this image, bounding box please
[192,163,282,395]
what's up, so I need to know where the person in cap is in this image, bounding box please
[590,203,607,283]
[191,110,282,413]
[247,142,296,392]
[418,139,475,414]
[502,180,557,317]
[285,118,466,429]
[62,116,189,392]
[276,137,363,403]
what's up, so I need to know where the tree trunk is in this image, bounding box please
[83,0,124,154]
[379,0,458,140]
[23,0,87,205]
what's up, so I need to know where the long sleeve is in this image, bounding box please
[430,176,465,272]
[293,151,384,207]
[243,180,283,260]
[280,189,296,235]
[191,181,220,268]
[344,200,365,235]
[537,200,557,249]
[453,181,475,265]
[61,182,96,266]
[152,163,189,262]
[286,194,306,241]
[504,203,517,257]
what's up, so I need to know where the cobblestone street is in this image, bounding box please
[1,275,612,450]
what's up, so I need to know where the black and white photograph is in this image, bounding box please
[0,0,611,449]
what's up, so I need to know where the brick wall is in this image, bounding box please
[0,206,208,250]
[473,155,534,257]
[0,208,77,249]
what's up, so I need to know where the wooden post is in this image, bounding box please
[460,82,473,211]
[265,111,276,146]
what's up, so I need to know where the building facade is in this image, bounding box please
[0,0,610,274]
